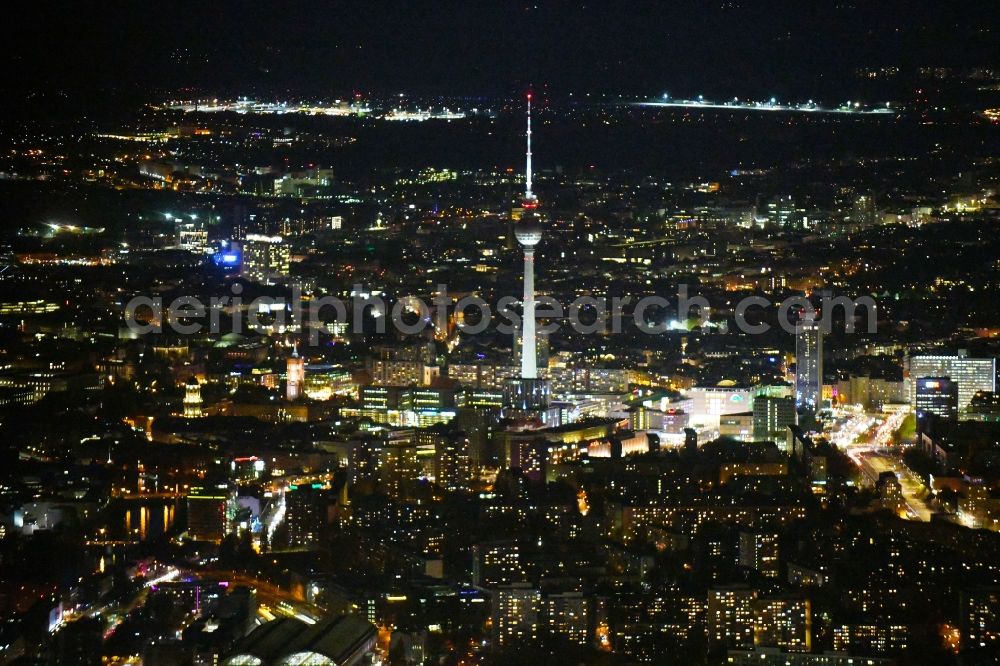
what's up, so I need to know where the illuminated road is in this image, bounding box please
[854,449,933,521]
[830,407,931,521]
[830,407,878,448]
[62,566,180,638]
[263,493,286,546]
[198,570,326,625]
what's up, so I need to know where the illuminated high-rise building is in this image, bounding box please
[794,314,823,413]
[242,234,290,284]
[186,485,234,543]
[377,440,420,500]
[752,395,796,443]
[764,194,805,228]
[752,596,812,653]
[914,376,958,422]
[962,587,1000,651]
[739,530,780,579]
[428,428,472,491]
[708,585,757,648]
[284,483,329,548]
[473,541,526,588]
[832,623,909,655]
[492,584,541,648]
[543,592,592,646]
[908,350,996,415]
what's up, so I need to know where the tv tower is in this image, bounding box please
[515,92,543,380]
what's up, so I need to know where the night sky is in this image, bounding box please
[4,1,997,100]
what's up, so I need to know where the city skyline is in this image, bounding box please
[1,4,999,666]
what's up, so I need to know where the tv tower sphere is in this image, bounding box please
[515,219,542,246]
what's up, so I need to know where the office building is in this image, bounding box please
[302,364,355,400]
[966,391,1000,422]
[764,195,804,228]
[242,234,290,284]
[284,483,329,548]
[752,396,796,442]
[187,485,234,543]
[914,376,958,422]
[908,351,995,414]
[795,315,823,413]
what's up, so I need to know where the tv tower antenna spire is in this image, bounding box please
[525,92,534,201]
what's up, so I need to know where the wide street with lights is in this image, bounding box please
[829,407,933,521]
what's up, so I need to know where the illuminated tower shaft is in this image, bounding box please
[521,246,537,378]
